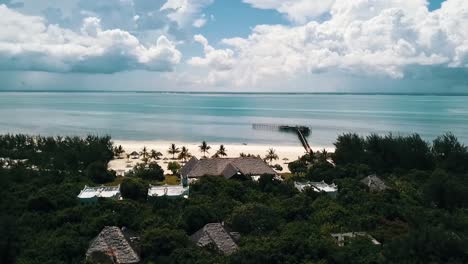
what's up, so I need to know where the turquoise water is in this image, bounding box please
[0,91,467,147]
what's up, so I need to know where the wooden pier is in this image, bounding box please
[252,124,313,153]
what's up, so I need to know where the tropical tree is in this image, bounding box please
[199,141,211,158]
[140,146,149,159]
[150,149,163,160]
[168,144,180,160]
[216,145,227,157]
[265,148,279,165]
[168,161,181,176]
[178,146,191,162]
[113,145,124,158]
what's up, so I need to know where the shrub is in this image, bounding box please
[120,178,147,201]
[87,161,115,184]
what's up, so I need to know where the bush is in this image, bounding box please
[167,161,181,176]
[120,178,147,201]
[228,203,282,234]
[27,196,56,212]
[141,228,189,259]
[273,164,283,171]
[87,161,115,184]
[288,160,308,175]
[127,162,164,181]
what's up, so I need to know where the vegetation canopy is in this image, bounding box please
[0,133,467,263]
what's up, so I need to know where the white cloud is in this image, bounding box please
[0,5,182,73]
[192,14,207,28]
[189,0,468,86]
[160,0,213,28]
[188,34,234,71]
[243,0,336,24]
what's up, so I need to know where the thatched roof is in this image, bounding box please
[86,226,140,264]
[191,223,239,255]
[181,157,276,179]
[361,174,388,192]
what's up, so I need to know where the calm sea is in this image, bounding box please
[1,91,467,147]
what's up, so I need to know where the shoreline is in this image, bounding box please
[109,140,335,174]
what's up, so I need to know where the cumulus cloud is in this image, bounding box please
[160,0,213,28]
[0,5,182,73]
[188,34,234,71]
[243,0,336,24]
[192,14,207,28]
[189,0,468,86]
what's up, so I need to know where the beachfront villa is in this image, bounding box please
[360,174,389,192]
[294,181,338,197]
[191,223,240,255]
[330,232,381,247]
[86,226,140,264]
[148,184,189,199]
[77,185,122,203]
[180,157,277,181]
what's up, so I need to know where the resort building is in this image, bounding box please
[181,157,277,180]
[77,185,121,203]
[86,226,140,264]
[148,184,189,199]
[330,232,381,247]
[294,181,338,197]
[360,174,389,192]
[191,223,240,255]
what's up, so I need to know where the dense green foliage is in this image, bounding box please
[125,161,165,181]
[0,133,467,263]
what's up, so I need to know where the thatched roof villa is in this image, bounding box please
[181,157,276,180]
[190,223,240,255]
[86,226,140,264]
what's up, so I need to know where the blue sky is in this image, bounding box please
[0,0,466,92]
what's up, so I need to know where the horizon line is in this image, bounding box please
[1,89,468,96]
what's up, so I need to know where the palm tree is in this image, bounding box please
[140,146,149,159]
[168,143,180,160]
[265,148,279,165]
[317,148,328,163]
[150,149,163,160]
[113,145,124,158]
[199,141,211,158]
[178,146,192,162]
[216,145,227,157]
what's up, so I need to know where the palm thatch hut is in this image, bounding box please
[86,226,140,264]
[180,157,276,180]
[190,223,240,255]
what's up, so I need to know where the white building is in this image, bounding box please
[331,232,381,247]
[294,181,338,197]
[148,184,189,199]
[78,185,122,203]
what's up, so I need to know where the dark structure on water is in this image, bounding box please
[252,124,313,153]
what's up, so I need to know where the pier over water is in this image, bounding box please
[252,124,313,153]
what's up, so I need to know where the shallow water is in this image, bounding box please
[1,91,467,147]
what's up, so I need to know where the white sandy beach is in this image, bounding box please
[108,140,335,174]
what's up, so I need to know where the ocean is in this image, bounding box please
[1,91,467,147]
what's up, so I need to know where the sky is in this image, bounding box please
[0,0,466,92]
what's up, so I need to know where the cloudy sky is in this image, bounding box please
[0,0,466,92]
